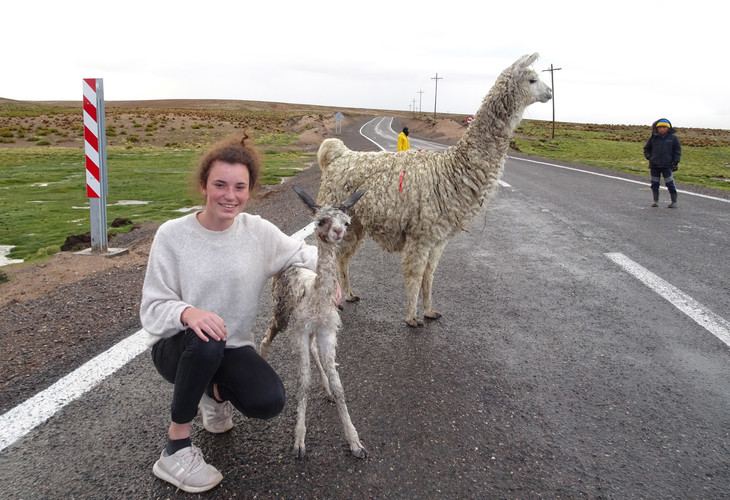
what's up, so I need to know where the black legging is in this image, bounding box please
[151,329,285,424]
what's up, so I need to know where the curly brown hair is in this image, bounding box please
[194,132,261,194]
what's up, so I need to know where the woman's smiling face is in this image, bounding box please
[198,160,250,231]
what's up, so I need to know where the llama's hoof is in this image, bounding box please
[346,294,360,302]
[351,445,368,459]
[295,445,306,459]
[425,312,442,321]
[406,317,424,327]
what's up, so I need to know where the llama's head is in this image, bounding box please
[293,185,366,244]
[510,53,552,105]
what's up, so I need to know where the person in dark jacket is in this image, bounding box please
[643,118,681,208]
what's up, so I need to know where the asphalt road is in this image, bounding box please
[360,116,448,152]
[1,120,729,499]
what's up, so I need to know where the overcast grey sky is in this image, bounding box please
[3,0,726,129]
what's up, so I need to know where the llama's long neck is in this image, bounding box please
[454,77,527,159]
[431,73,528,227]
[313,239,338,298]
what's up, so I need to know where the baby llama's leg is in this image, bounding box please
[260,276,287,359]
[316,328,366,458]
[421,242,447,320]
[309,339,334,400]
[259,318,278,359]
[294,330,312,458]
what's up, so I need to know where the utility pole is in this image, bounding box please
[417,89,424,114]
[542,64,562,138]
[431,73,442,119]
[412,98,417,117]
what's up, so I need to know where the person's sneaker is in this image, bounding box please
[199,392,234,433]
[153,445,222,493]
[651,201,658,207]
[668,202,677,208]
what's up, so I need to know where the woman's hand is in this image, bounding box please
[181,307,227,342]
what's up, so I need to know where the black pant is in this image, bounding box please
[151,329,285,424]
[650,166,677,198]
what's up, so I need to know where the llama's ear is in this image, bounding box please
[514,53,539,76]
[292,185,319,213]
[339,189,366,212]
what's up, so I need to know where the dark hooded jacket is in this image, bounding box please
[643,119,681,168]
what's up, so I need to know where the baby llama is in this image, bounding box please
[316,53,552,327]
[260,185,367,458]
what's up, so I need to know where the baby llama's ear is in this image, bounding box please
[292,185,320,214]
[339,189,366,212]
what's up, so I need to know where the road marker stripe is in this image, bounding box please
[0,330,147,452]
[606,252,730,348]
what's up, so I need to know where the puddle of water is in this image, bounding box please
[114,200,150,206]
[0,245,24,267]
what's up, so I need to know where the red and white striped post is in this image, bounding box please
[82,78,108,252]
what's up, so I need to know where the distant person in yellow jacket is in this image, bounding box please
[397,127,410,151]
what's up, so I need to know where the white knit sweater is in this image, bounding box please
[140,212,317,348]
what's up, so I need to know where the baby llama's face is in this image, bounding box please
[317,209,350,244]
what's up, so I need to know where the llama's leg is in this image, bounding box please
[309,338,334,401]
[422,242,447,320]
[259,319,279,359]
[316,329,367,458]
[260,277,287,359]
[401,241,430,327]
[337,221,366,302]
[293,331,312,458]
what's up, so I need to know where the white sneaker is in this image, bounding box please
[153,445,222,493]
[199,392,234,433]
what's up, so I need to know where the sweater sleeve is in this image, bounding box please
[139,221,190,340]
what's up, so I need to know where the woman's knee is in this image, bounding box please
[243,384,286,420]
[183,328,226,364]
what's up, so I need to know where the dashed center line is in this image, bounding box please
[606,252,730,348]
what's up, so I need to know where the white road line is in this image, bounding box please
[606,252,730,348]
[0,224,318,454]
[511,156,730,203]
[359,117,386,151]
[290,222,315,241]
[0,329,147,452]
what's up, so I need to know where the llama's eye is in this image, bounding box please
[318,219,326,227]
[529,79,537,84]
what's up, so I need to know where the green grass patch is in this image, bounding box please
[0,143,314,264]
[514,122,730,192]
